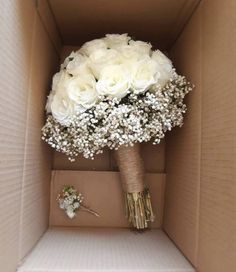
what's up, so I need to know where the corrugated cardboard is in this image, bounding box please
[165,1,236,271]
[0,1,59,271]
[36,0,62,53]
[18,228,194,272]
[19,14,58,259]
[0,1,36,271]
[48,0,200,50]
[1,0,236,271]
[164,3,202,265]
[198,0,236,271]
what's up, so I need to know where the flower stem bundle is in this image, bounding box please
[115,144,154,229]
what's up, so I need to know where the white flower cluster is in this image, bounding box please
[42,73,192,161]
[57,186,83,219]
[45,34,174,126]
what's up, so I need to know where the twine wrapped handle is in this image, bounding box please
[115,144,155,229]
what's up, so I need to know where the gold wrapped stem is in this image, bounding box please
[125,189,155,229]
[115,144,155,229]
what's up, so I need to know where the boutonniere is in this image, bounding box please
[57,185,99,219]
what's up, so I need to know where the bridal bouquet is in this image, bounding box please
[42,34,192,229]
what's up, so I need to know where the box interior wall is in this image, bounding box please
[1,1,235,272]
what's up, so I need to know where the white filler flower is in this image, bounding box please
[57,186,100,219]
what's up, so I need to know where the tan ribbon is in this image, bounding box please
[115,143,145,193]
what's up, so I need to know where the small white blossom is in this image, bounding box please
[66,209,75,219]
[57,186,84,219]
[57,185,99,219]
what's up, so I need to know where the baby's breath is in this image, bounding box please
[42,73,192,161]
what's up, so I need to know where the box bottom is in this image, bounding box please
[18,227,194,272]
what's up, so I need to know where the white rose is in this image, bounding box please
[103,33,131,49]
[89,48,119,78]
[45,90,55,113]
[61,51,77,69]
[151,50,173,87]
[66,53,91,76]
[117,45,144,62]
[79,39,107,56]
[46,70,72,114]
[51,70,71,94]
[67,74,98,109]
[96,65,131,98]
[128,40,152,55]
[51,94,76,126]
[131,58,160,93]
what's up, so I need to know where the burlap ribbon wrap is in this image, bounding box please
[115,144,155,229]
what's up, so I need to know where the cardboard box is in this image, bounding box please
[0,1,235,271]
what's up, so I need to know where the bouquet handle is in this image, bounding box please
[115,144,155,229]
